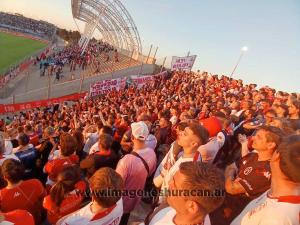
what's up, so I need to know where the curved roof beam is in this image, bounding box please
[72,0,142,54]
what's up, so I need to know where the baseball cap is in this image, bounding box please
[131,121,149,141]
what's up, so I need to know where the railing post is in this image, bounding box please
[47,74,51,99]
[160,56,167,73]
[146,45,153,64]
[152,46,159,64]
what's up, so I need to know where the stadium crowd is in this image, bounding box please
[0,12,56,40]
[0,71,299,225]
[37,41,118,81]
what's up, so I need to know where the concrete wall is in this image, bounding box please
[0,64,156,104]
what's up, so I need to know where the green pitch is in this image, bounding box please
[0,32,47,74]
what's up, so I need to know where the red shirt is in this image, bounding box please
[43,180,87,224]
[0,179,46,224]
[2,210,35,225]
[45,155,79,181]
[28,133,39,146]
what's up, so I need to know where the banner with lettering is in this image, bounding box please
[89,78,127,97]
[171,55,197,72]
[0,92,87,114]
[130,71,168,89]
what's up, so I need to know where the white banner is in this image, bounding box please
[171,55,197,72]
[131,71,168,89]
[89,78,127,97]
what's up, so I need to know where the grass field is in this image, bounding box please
[0,32,47,74]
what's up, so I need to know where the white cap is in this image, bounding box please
[131,121,149,141]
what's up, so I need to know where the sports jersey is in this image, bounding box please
[0,153,19,166]
[0,179,46,224]
[145,206,211,225]
[236,152,271,197]
[14,146,37,177]
[43,180,87,224]
[154,143,202,198]
[231,190,300,225]
[57,199,123,225]
[1,209,34,225]
[44,154,79,183]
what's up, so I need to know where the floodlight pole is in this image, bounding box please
[230,47,248,79]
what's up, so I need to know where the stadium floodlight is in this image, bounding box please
[230,46,249,78]
[241,46,248,52]
[71,0,142,58]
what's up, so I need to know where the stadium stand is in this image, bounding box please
[0,12,56,40]
[0,70,300,225]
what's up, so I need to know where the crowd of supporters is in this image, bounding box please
[0,12,56,40]
[36,41,118,81]
[0,71,299,225]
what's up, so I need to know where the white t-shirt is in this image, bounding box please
[154,144,202,198]
[83,132,99,154]
[4,139,13,155]
[0,153,20,166]
[197,132,225,164]
[144,206,211,225]
[231,190,300,225]
[57,199,123,225]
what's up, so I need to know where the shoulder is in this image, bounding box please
[43,195,54,210]
[149,206,175,225]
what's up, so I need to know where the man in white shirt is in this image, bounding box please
[145,161,225,225]
[57,167,123,225]
[153,122,209,198]
[231,135,300,225]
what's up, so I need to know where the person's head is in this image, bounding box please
[99,126,113,136]
[89,167,123,208]
[274,104,289,118]
[24,124,33,133]
[17,126,24,134]
[131,121,149,145]
[98,134,113,151]
[50,166,81,206]
[159,116,170,128]
[252,126,283,152]
[59,133,78,156]
[288,100,300,118]
[270,135,300,186]
[0,133,5,155]
[18,133,30,147]
[167,162,225,221]
[2,159,25,184]
[264,109,276,125]
[177,122,209,153]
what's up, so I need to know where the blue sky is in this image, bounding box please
[1,0,299,92]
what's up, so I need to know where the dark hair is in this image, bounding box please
[277,135,300,183]
[25,124,33,132]
[50,166,81,206]
[18,133,30,146]
[99,134,113,150]
[188,122,209,145]
[179,162,225,214]
[277,104,289,117]
[2,159,25,183]
[89,167,123,208]
[72,129,85,156]
[259,126,284,148]
[60,133,78,156]
[265,109,276,116]
[100,126,113,136]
